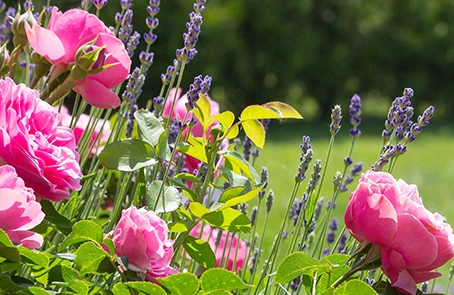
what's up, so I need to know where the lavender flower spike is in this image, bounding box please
[349,94,362,137]
[330,105,342,135]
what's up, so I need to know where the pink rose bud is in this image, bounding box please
[345,171,454,295]
[110,206,177,279]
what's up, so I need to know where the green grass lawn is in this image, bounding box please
[251,118,454,286]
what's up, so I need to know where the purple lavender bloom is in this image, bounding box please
[338,232,348,253]
[93,0,108,10]
[329,218,338,231]
[126,31,141,57]
[330,105,342,135]
[349,94,362,137]
[121,0,133,10]
[184,75,212,110]
[307,160,322,195]
[243,135,252,161]
[326,231,335,244]
[0,1,6,12]
[24,0,34,11]
[144,32,158,45]
[344,156,353,166]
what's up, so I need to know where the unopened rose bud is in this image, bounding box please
[0,44,10,75]
[12,10,36,48]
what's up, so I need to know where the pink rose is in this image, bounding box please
[345,171,454,295]
[111,206,177,279]
[0,165,45,249]
[0,77,82,202]
[57,105,110,154]
[25,8,131,109]
[190,223,248,272]
[163,88,223,173]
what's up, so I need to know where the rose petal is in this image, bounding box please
[73,79,121,109]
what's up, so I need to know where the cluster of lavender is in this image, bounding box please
[322,218,338,256]
[340,162,363,192]
[373,88,434,171]
[185,74,212,110]
[349,94,362,137]
[295,136,313,182]
[330,105,342,136]
[175,0,205,63]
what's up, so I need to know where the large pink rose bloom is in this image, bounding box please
[57,105,110,154]
[0,78,82,202]
[345,171,454,295]
[25,8,131,109]
[163,88,223,173]
[111,206,177,279]
[0,165,45,249]
[190,223,248,272]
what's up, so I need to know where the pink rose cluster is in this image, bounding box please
[25,8,131,109]
[110,206,177,280]
[163,88,223,174]
[190,223,248,272]
[345,171,454,295]
[58,105,111,155]
[0,165,44,249]
[0,78,82,202]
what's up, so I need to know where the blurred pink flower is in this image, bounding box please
[190,223,248,272]
[57,105,110,154]
[111,206,177,279]
[0,165,44,249]
[345,171,454,295]
[25,8,131,109]
[0,77,82,202]
[163,88,224,174]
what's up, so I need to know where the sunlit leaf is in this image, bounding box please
[183,236,216,269]
[200,268,249,292]
[241,119,265,148]
[99,139,158,171]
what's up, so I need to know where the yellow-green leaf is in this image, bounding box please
[240,105,281,121]
[189,202,211,218]
[210,111,235,131]
[262,101,303,119]
[194,93,211,129]
[241,119,265,148]
[177,135,208,163]
[226,124,239,139]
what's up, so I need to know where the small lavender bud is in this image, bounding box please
[333,171,342,192]
[250,206,258,227]
[395,143,407,156]
[329,218,338,231]
[93,0,107,10]
[344,156,352,166]
[326,231,336,244]
[330,105,342,135]
[121,0,132,10]
[403,87,414,99]
[338,232,348,253]
[266,190,274,213]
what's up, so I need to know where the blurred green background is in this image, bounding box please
[15,0,454,120]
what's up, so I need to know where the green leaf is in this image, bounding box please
[218,187,262,210]
[99,139,158,171]
[28,287,52,295]
[183,235,216,269]
[223,151,260,183]
[226,124,239,139]
[218,186,245,203]
[157,130,171,161]
[262,101,303,119]
[194,93,212,129]
[200,268,249,292]
[75,242,107,275]
[113,282,167,295]
[189,202,211,218]
[0,246,20,263]
[0,273,25,293]
[59,220,103,251]
[174,173,203,184]
[61,265,90,295]
[147,180,182,213]
[210,111,235,131]
[219,167,252,188]
[318,254,351,292]
[134,109,165,146]
[334,279,377,295]
[177,137,208,163]
[0,229,14,246]
[158,273,200,295]
[241,119,265,148]
[275,252,329,284]
[40,199,72,236]
[240,105,282,121]
[18,246,48,268]
[203,208,251,233]
[169,221,189,233]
